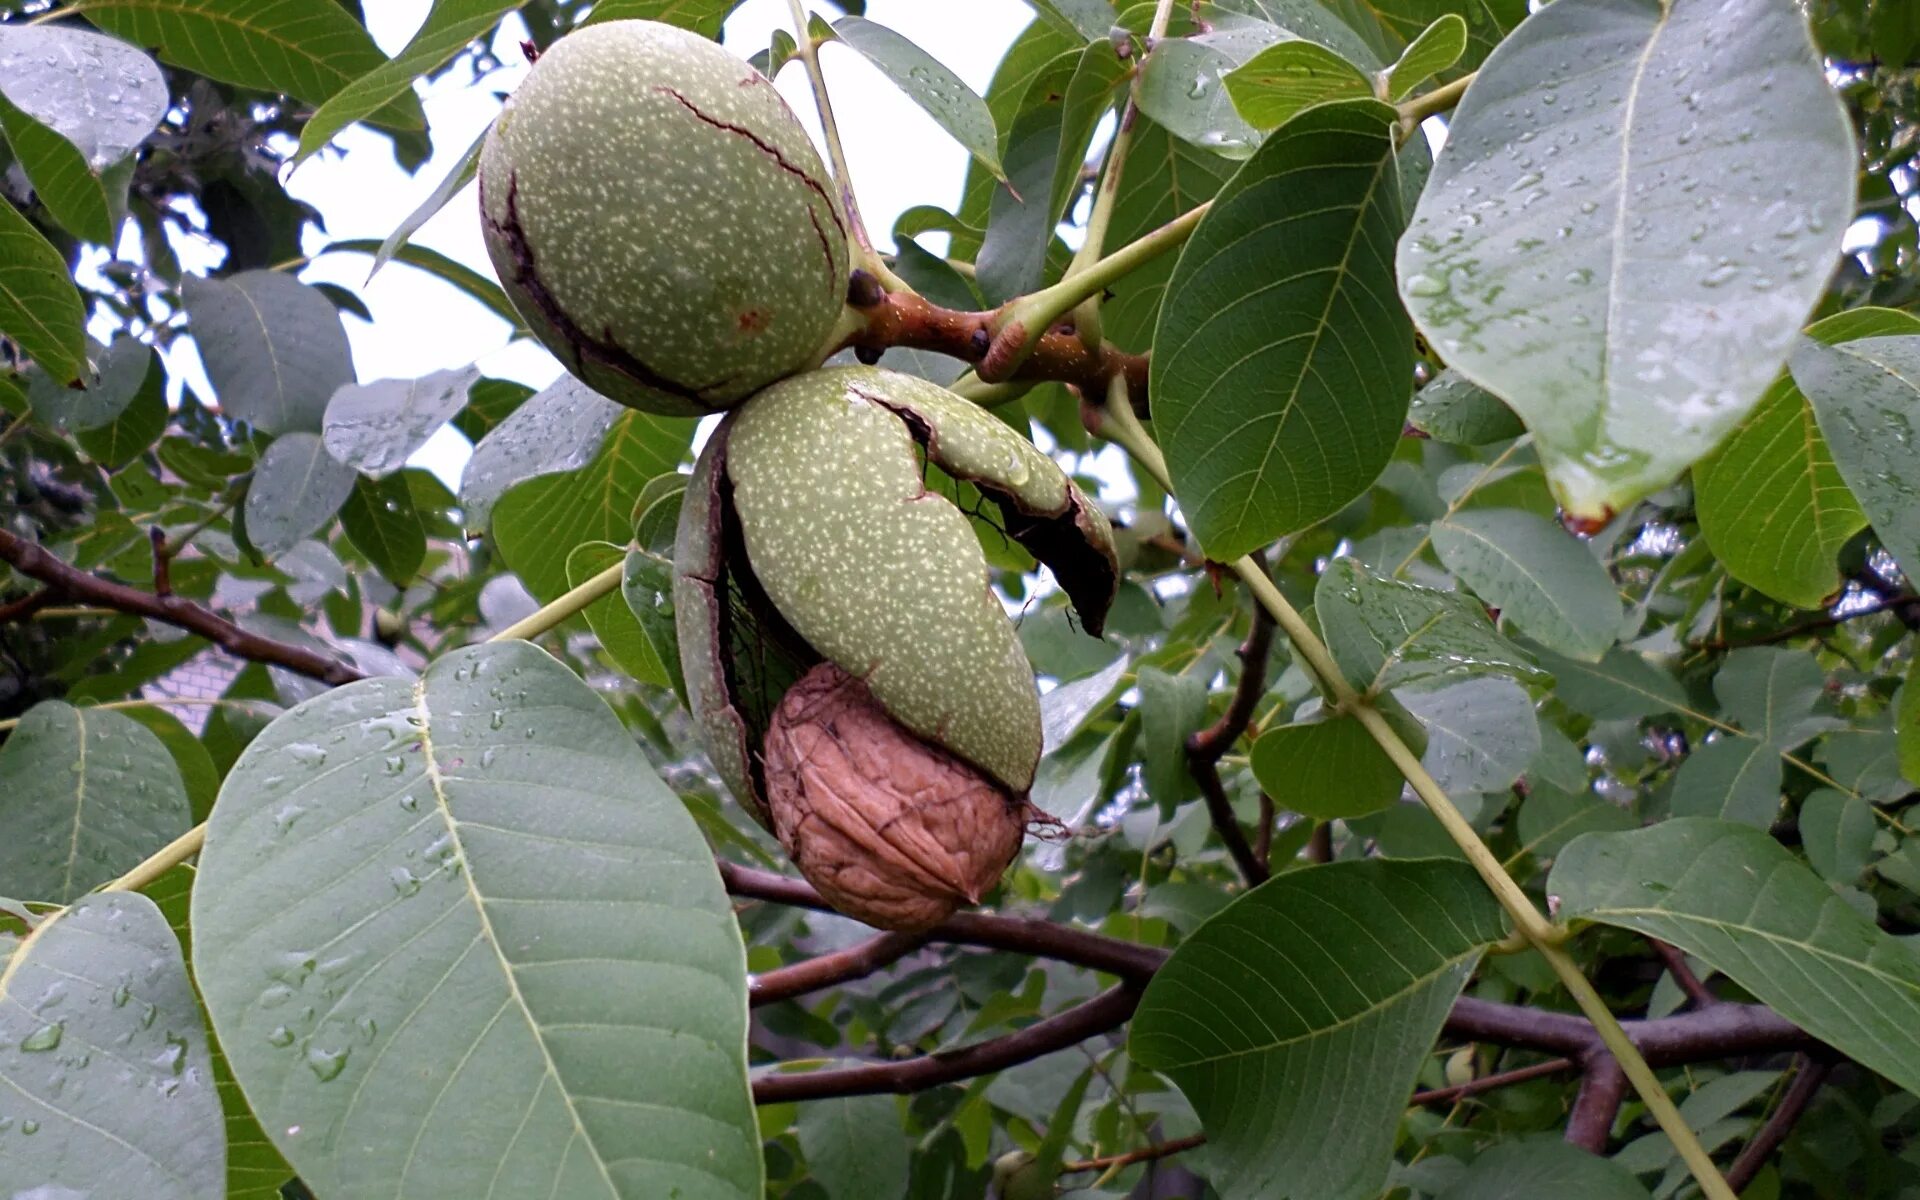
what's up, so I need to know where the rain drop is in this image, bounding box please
[305,1045,349,1082]
[20,1023,62,1052]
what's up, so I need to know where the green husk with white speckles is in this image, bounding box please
[479,20,849,417]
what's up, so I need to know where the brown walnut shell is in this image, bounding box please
[764,661,1029,932]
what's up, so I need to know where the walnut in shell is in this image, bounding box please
[764,662,1028,931]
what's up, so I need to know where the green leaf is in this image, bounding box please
[453,375,534,442]
[828,16,1004,181]
[1408,368,1524,445]
[1670,735,1780,827]
[75,0,423,126]
[242,431,357,558]
[1552,817,1920,1097]
[622,547,686,702]
[1154,99,1410,559]
[1528,644,1686,722]
[0,892,224,1197]
[1901,661,1920,787]
[1671,648,1837,826]
[183,270,356,435]
[493,408,694,602]
[1398,0,1855,520]
[569,540,673,689]
[25,334,149,433]
[322,365,480,477]
[75,343,167,468]
[144,865,297,1200]
[193,640,761,1199]
[327,237,521,329]
[1787,334,1920,584]
[1353,0,1524,77]
[296,1,522,164]
[1434,1138,1650,1200]
[1138,32,1261,157]
[0,191,87,383]
[118,704,222,825]
[0,25,165,243]
[976,42,1126,302]
[1696,307,1916,609]
[1138,665,1209,810]
[1401,677,1536,795]
[1432,508,1622,661]
[796,1095,911,1197]
[1100,117,1236,351]
[1800,788,1874,884]
[339,472,427,585]
[1382,13,1466,100]
[1221,39,1373,132]
[952,14,1081,262]
[1513,784,1635,865]
[579,0,745,36]
[368,123,487,278]
[1130,858,1507,1200]
[1251,712,1403,818]
[0,700,191,903]
[461,375,622,529]
[1316,556,1545,694]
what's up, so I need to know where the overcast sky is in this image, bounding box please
[223,1,1032,478]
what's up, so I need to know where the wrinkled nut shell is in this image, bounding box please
[765,662,1028,932]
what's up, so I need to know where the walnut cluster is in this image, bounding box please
[763,662,1029,931]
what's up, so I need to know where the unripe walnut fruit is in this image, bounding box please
[478,20,849,416]
[674,367,1119,929]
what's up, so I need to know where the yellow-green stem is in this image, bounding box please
[1397,70,1475,125]
[104,824,206,892]
[1098,380,1735,1200]
[783,0,912,295]
[489,560,624,644]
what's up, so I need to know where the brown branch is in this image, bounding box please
[840,288,1149,411]
[720,861,1167,984]
[148,526,171,597]
[1566,1051,1629,1152]
[0,528,364,686]
[1723,1054,1832,1192]
[751,984,1140,1103]
[1651,938,1718,1008]
[1444,995,1814,1063]
[1690,592,1920,650]
[1410,1056,1577,1106]
[1186,599,1277,886]
[750,931,926,1008]
[1254,794,1274,869]
[1061,1132,1205,1175]
[0,587,54,624]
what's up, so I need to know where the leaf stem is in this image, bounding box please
[488,560,624,645]
[981,201,1208,381]
[783,0,912,294]
[103,824,205,893]
[1095,379,1737,1200]
[1396,71,1475,125]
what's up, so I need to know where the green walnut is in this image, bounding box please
[478,20,849,417]
[675,366,1117,929]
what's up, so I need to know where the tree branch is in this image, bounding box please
[751,985,1140,1103]
[0,528,364,686]
[1724,1054,1832,1192]
[1186,584,1277,886]
[1566,1051,1629,1152]
[1061,1132,1205,1175]
[750,931,926,1008]
[1651,938,1718,1008]
[1410,1056,1577,1106]
[1690,591,1920,650]
[0,586,54,624]
[720,861,1168,984]
[840,288,1150,413]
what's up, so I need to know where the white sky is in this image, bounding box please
[261,1,1030,478]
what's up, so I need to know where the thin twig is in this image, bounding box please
[752,985,1140,1102]
[0,527,364,685]
[1060,1132,1204,1175]
[1186,572,1277,886]
[1724,1055,1833,1192]
[750,931,926,1007]
[0,587,54,624]
[1651,938,1718,1008]
[1410,1057,1577,1106]
[1689,593,1920,650]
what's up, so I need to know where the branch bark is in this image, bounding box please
[750,931,926,1008]
[1566,1052,1629,1152]
[751,985,1140,1103]
[1723,1054,1832,1192]
[1186,599,1277,885]
[0,528,364,686]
